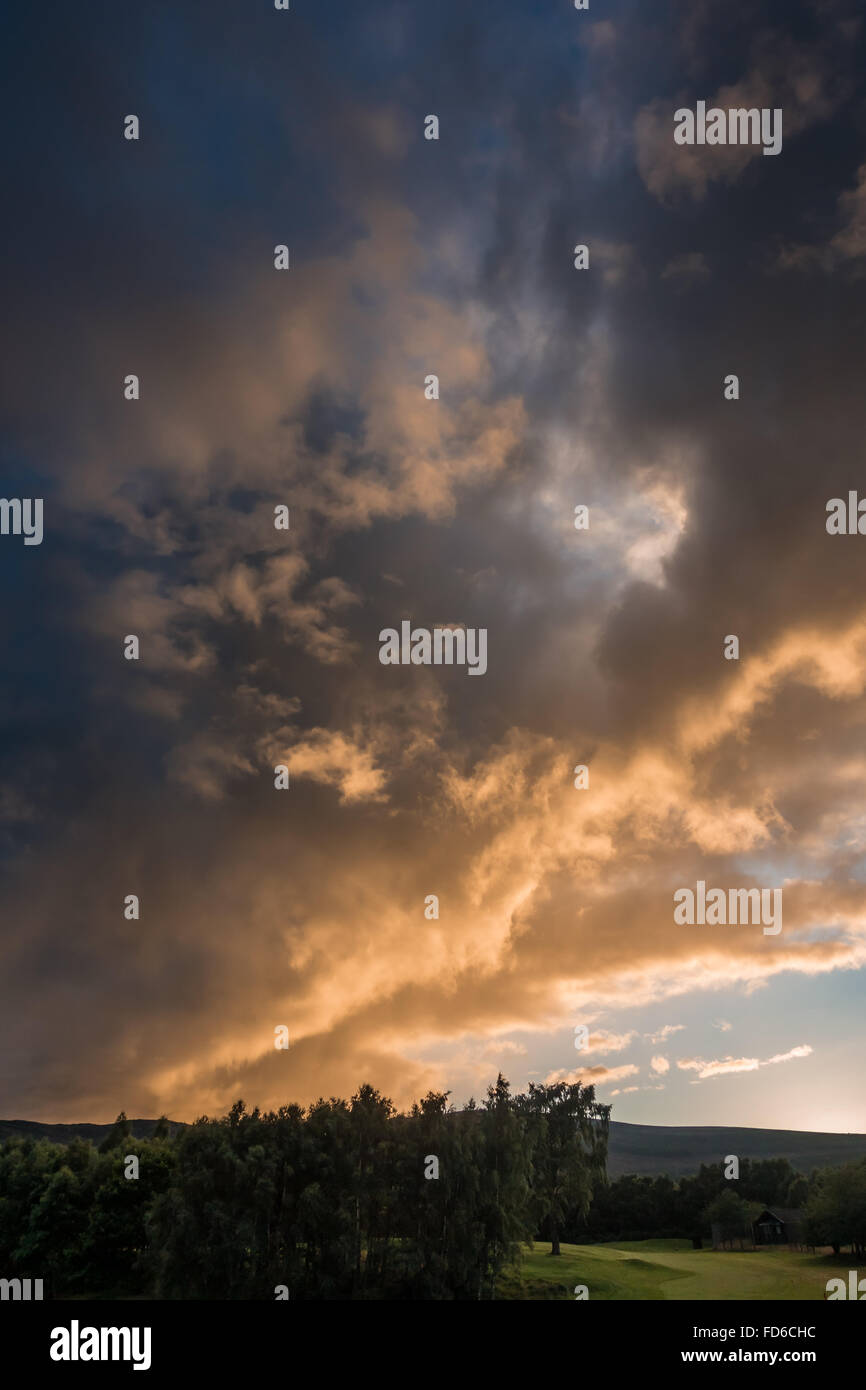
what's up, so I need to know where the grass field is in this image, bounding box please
[497,1239,845,1301]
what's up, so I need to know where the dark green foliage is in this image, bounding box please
[0,1134,175,1297]
[2,1091,863,1296]
[515,1080,609,1255]
[803,1158,866,1257]
[98,1112,131,1155]
[703,1189,756,1246]
[0,1077,607,1299]
[569,1155,822,1245]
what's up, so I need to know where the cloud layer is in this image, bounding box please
[1,0,865,1125]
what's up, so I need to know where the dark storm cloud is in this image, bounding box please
[1,0,865,1120]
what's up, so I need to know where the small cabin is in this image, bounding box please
[752,1207,805,1247]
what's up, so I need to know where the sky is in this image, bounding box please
[1,0,866,1133]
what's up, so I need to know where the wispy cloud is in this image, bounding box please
[677,1045,813,1082]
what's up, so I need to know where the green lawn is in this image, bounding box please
[497,1239,846,1301]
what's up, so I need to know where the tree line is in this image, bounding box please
[566,1154,866,1258]
[2,1078,864,1299]
[569,1156,808,1246]
[0,1077,608,1299]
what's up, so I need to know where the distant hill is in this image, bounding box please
[3,1115,865,1178]
[606,1121,866,1177]
[0,1118,186,1146]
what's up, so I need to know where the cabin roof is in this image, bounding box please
[754,1207,804,1224]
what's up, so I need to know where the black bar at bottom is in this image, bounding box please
[2,1297,859,1376]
